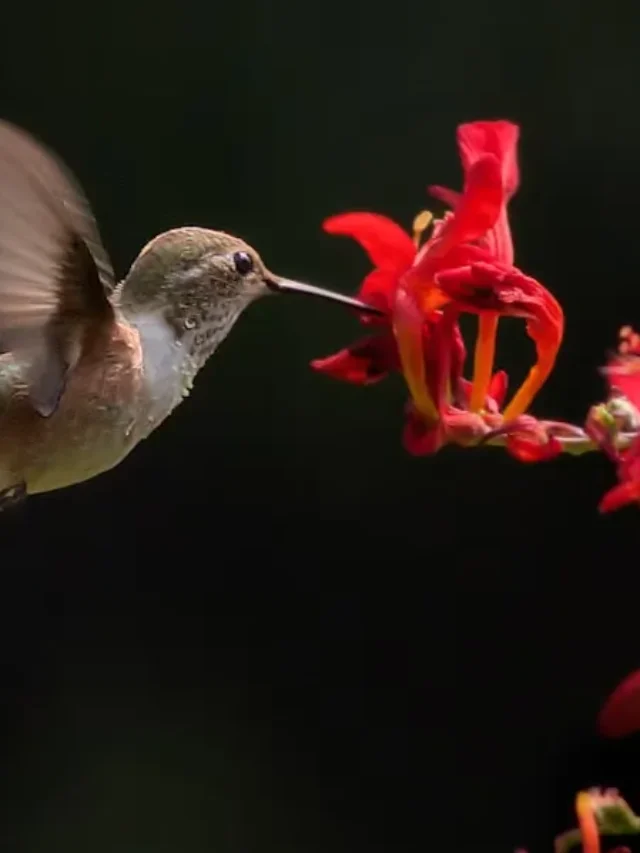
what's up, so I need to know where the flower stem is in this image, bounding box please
[470,312,499,412]
[483,430,636,455]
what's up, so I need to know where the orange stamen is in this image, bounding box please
[575,792,600,853]
[502,349,556,421]
[469,312,499,412]
[394,287,439,424]
[503,293,564,420]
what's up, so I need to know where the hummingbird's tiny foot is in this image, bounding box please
[0,482,27,511]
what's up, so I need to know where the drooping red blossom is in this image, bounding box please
[596,326,640,513]
[312,119,565,463]
[598,669,640,738]
[397,120,564,428]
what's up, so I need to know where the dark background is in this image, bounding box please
[1,1,640,851]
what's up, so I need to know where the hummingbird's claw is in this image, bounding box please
[266,277,385,317]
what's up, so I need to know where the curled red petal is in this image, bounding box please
[434,261,540,317]
[433,155,504,254]
[310,334,398,385]
[323,212,416,272]
[434,262,564,418]
[598,669,640,737]
[409,244,493,312]
[456,120,520,198]
[456,122,520,265]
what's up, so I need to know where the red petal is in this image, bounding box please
[434,263,496,308]
[428,184,461,210]
[598,669,640,737]
[456,372,504,415]
[410,241,493,298]
[598,479,640,513]
[488,370,509,408]
[604,358,640,410]
[310,334,398,384]
[435,155,504,253]
[456,122,520,265]
[435,262,564,362]
[506,434,563,463]
[323,212,416,271]
[484,206,515,267]
[456,120,520,198]
[619,437,640,482]
[358,268,400,321]
[402,405,445,455]
[443,409,490,445]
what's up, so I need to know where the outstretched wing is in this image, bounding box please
[0,120,116,416]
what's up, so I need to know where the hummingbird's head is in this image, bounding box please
[118,226,383,366]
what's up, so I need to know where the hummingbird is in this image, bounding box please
[0,120,381,507]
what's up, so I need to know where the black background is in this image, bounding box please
[1,1,640,851]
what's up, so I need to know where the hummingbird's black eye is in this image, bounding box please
[233,251,254,276]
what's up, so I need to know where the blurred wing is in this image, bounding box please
[0,120,116,416]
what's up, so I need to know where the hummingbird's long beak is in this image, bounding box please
[265,276,385,317]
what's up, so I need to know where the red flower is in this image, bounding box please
[598,669,640,738]
[312,119,565,461]
[396,120,564,429]
[597,326,640,512]
[605,326,640,407]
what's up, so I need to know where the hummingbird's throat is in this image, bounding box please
[179,300,248,369]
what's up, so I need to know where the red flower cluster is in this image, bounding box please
[312,120,571,462]
[596,327,640,512]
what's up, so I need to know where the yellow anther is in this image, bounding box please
[412,210,433,247]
